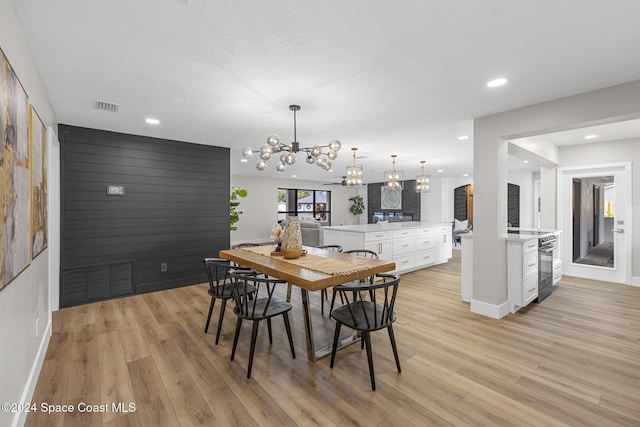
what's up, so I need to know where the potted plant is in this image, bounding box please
[230,186,247,231]
[348,195,365,223]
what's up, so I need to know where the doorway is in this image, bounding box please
[573,178,612,267]
[558,163,631,284]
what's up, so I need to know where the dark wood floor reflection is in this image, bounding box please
[576,241,614,267]
[27,252,640,426]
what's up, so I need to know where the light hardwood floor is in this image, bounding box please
[27,252,640,426]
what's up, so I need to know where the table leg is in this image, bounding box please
[300,288,361,362]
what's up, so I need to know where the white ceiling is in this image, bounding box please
[12,0,640,183]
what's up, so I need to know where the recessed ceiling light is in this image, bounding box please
[584,134,598,139]
[291,174,298,178]
[437,169,444,173]
[487,78,508,88]
[463,174,469,177]
[458,135,469,140]
[240,158,248,163]
[523,160,529,164]
[145,118,160,125]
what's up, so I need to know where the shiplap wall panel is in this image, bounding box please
[59,125,229,307]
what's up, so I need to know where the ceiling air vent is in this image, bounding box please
[94,100,119,113]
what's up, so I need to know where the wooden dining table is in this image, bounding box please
[219,245,396,361]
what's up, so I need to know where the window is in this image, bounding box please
[277,188,331,224]
[604,184,615,218]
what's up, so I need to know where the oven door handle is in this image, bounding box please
[539,246,557,253]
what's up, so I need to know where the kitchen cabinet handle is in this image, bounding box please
[528,288,536,292]
[528,263,536,267]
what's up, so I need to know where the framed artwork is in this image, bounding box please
[1,48,31,290]
[30,105,48,258]
[381,186,402,210]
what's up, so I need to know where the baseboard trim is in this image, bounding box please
[632,276,640,287]
[14,318,52,427]
[470,299,510,319]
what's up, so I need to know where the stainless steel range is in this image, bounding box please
[536,233,558,302]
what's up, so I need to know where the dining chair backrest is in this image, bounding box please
[204,258,254,297]
[333,273,400,331]
[343,248,378,259]
[228,271,288,319]
[317,244,343,252]
[203,258,233,297]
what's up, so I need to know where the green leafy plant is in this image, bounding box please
[230,186,248,231]
[348,195,365,216]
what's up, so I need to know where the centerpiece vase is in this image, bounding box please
[280,217,304,259]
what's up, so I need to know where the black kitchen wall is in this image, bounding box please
[508,183,520,227]
[59,125,229,307]
[367,180,420,223]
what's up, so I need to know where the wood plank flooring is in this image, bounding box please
[27,252,640,426]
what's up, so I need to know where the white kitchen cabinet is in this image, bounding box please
[392,228,416,271]
[322,222,452,274]
[416,227,437,268]
[435,226,453,262]
[507,237,538,313]
[364,231,393,261]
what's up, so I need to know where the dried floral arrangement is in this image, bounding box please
[271,224,284,243]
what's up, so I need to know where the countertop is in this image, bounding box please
[505,228,562,241]
[459,229,561,241]
[322,222,450,233]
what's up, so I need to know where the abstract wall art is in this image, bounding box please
[1,48,30,290]
[30,105,47,258]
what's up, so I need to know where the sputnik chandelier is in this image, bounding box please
[242,105,341,172]
[415,160,431,193]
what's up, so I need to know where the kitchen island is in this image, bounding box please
[322,222,452,274]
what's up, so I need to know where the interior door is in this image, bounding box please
[572,178,581,262]
[593,184,600,246]
[559,163,631,284]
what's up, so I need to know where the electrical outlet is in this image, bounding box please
[160,263,167,272]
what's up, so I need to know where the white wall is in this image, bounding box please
[1,1,57,426]
[229,174,366,245]
[507,171,535,229]
[472,80,640,317]
[422,174,535,230]
[559,138,640,274]
[420,176,473,224]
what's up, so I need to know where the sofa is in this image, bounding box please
[299,220,328,247]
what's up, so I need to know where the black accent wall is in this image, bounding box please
[454,185,469,221]
[59,125,229,307]
[367,180,420,223]
[507,183,520,227]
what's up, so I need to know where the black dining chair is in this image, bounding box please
[329,248,379,315]
[228,270,296,379]
[316,245,343,315]
[203,258,256,345]
[330,273,401,390]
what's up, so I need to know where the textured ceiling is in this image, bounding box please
[12,0,640,183]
